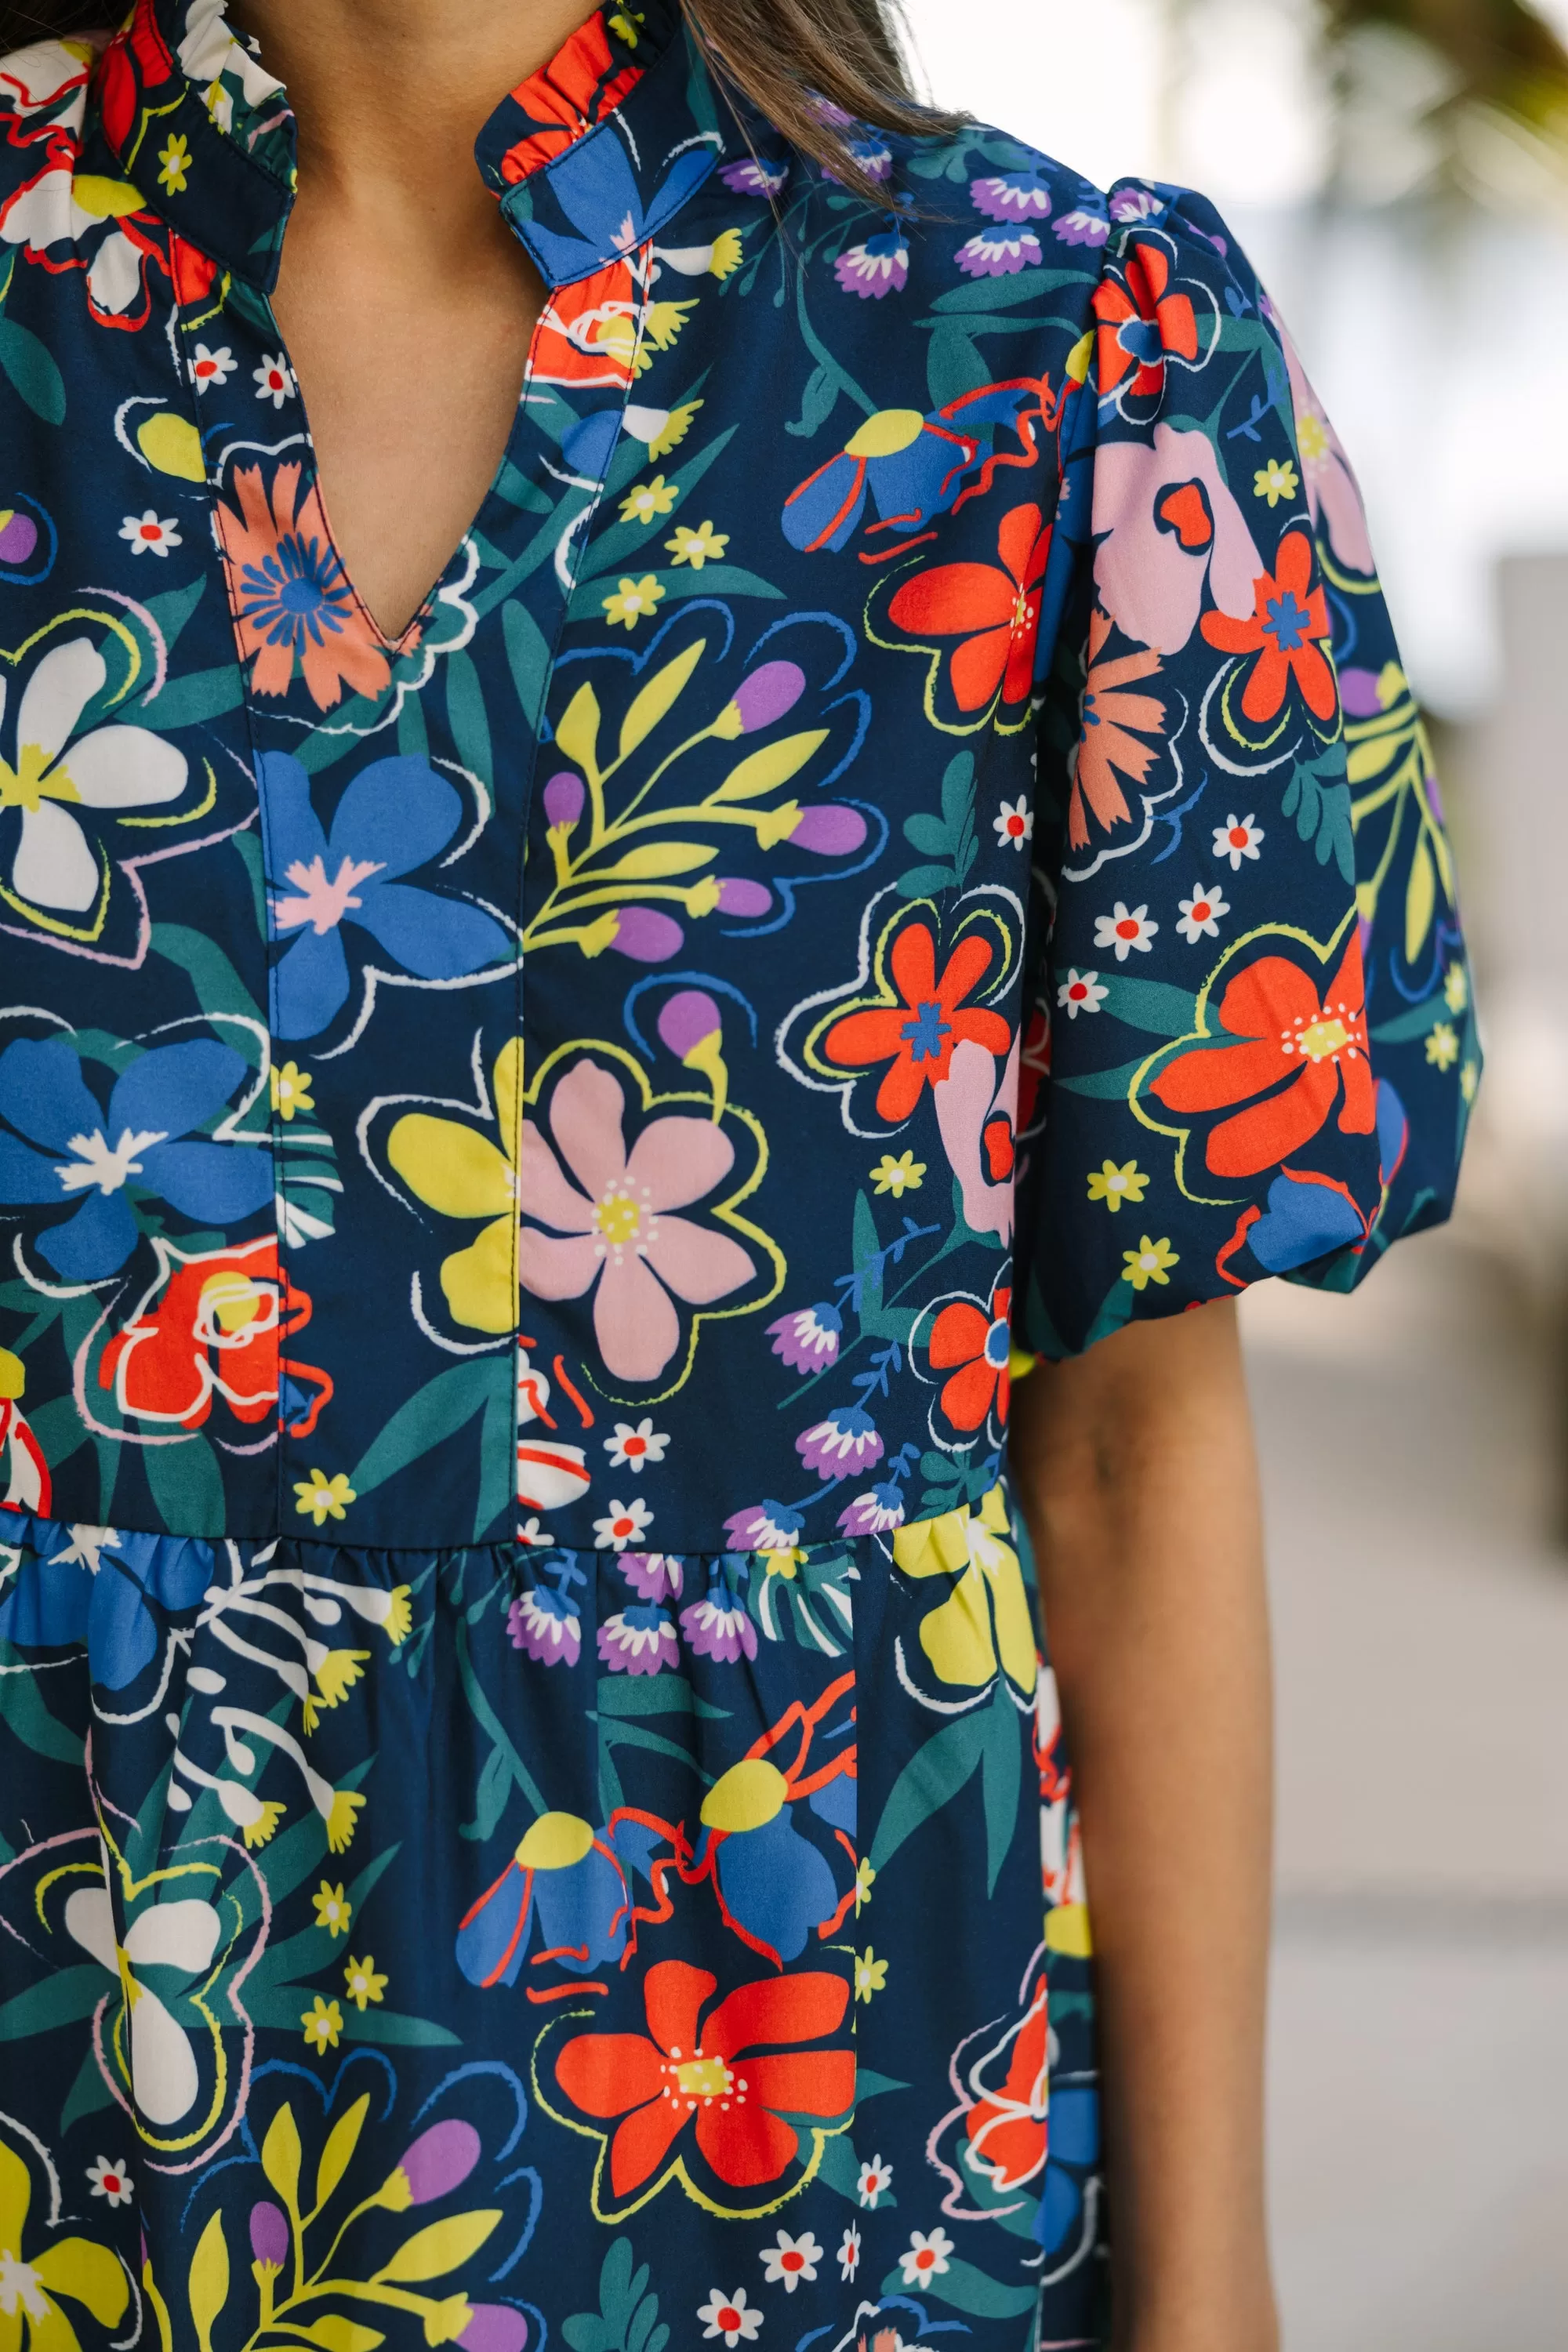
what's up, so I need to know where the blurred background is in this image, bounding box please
[894,5,1568,2345]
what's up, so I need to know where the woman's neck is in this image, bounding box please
[230,1,595,228]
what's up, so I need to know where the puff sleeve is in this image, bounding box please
[1013,183,1475,1358]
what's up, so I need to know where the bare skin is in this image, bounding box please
[228,11,1281,2344]
[230,2,593,638]
[1009,1300,1279,2352]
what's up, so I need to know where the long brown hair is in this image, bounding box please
[0,0,965,202]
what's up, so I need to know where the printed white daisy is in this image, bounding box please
[253,352,295,407]
[188,342,235,390]
[593,1496,653,1551]
[119,510,181,558]
[760,2230,821,2292]
[85,2157,133,2206]
[1056,968,1108,1021]
[1175,880,1230,945]
[698,2289,763,2347]
[898,2227,956,2287]
[1092,902,1158,962]
[993,796,1033,851]
[516,1515,555,1546]
[837,2223,861,2281]
[604,1418,669,1473]
[858,2152,894,2208]
[1212,812,1265,870]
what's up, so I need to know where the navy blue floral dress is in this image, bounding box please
[0,5,1472,2350]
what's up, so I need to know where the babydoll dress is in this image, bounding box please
[0,4,1472,2349]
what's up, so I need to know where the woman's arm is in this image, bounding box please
[1007,1299,1279,2352]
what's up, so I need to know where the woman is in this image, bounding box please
[0,2,1472,2347]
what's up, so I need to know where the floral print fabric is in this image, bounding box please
[0,1,1469,2347]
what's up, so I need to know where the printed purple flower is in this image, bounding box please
[786,805,868,855]
[249,2202,289,2272]
[657,989,722,1063]
[834,230,909,300]
[681,1588,758,1663]
[1338,668,1388,720]
[971,171,1051,223]
[716,877,771,916]
[597,1605,678,1675]
[607,906,684,961]
[720,155,788,196]
[797,1406,884,1480]
[459,2310,528,2352]
[0,510,38,564]
[507,1585,581,1668]
[1053,206,1109,247]
[837,1483,906,1536]
[724,1500,805,1552]
[389,2119,481,2206]
[720,659,807,735]
[1110,186,1163,223]
[768,1302,843,1374]
[543,771,585,829]
[956,229,1043,279]
[619,1552,684,1601]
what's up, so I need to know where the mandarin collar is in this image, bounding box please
[101,0,728,295]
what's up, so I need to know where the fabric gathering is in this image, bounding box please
[0,2,1472,2348]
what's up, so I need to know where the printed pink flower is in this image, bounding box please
[517,1059,754,1381]
[1091,423,1261,656]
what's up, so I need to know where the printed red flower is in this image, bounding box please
[1069,608,1165,849]
[825,924,1011,1122]
[1149,934,1374,1179]
[1093,240,1199,403]
[554,1958,854,2198]
[98,1237,332,1438]
[887,503,1050,713]
[963,1976,1047,2191]
[1200,529,1337,724]
[928,1283,1012,1432]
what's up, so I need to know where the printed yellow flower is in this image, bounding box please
[1425,1022,1459,1071]
[1254,456,1299,506]
[602,575,666,631]
[871,1150,925,1198]
[854,1948,887,2003]
[325,1789,365,1853]
[1461,1060,1479,1104]
[1122,1235,1178,1291]
[313,1881,352,1937]
[892,1484,1037,1697]
[619,474,679,526]
[157,134,190,194]
[639,299,696,355]
[303,1647,371,1730]
[855,1858,877,1912]
[270,1059,314,1122]
[1443,963,1468,1014]
[608,7,644,44]
[640,398,702,459]
[343,1954,387,2012]
[0,2139,129,2351]
[1296,410,1330,463]
[301,1996,342,2053]
[239,1799,285,1849]
[388,1039,521,1333]
[1086,1158,1149,1214]
[707,227,744,278]
[294,1468,356,1525]
[666,518,728,568]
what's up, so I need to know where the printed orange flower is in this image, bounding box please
[1150,934,1374,1179]
[927,1282,1011,1432]
[1199,529,1337,725]
[825,924,1011,1122]
[1069,608,1165,848]
[887,503,1050,713]
[1093,240,1199,402]
[214,463,396,712]
[553,1958,854,2198]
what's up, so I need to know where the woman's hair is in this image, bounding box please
[0,0,963,201]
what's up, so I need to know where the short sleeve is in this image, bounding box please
[1013,181,1476,1358]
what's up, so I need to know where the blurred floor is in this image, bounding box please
[1242,1224,1568,2350]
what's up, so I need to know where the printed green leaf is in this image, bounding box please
[503,597,554,728]
[475,1374,514,1543]
[445,649,492,785]
[145,1432,225,1537]
[348,1356,510,1499]
[1098,975,1199,1035]
[1054,1055,1148,1101]
[314,2093,369,2213]
[926,321,985,408]
[618,635,706,758]
[978,1682,1022,1895]
[141,576,208,656]
[877,2254,1036,2319]
[931,267,1084,314]
[135,665,245,730]
[151,923,264,1031]
[869,1710,988,1873]
[895,863,958,902]
[0,1964,104,2040]
[0,317,65,424]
